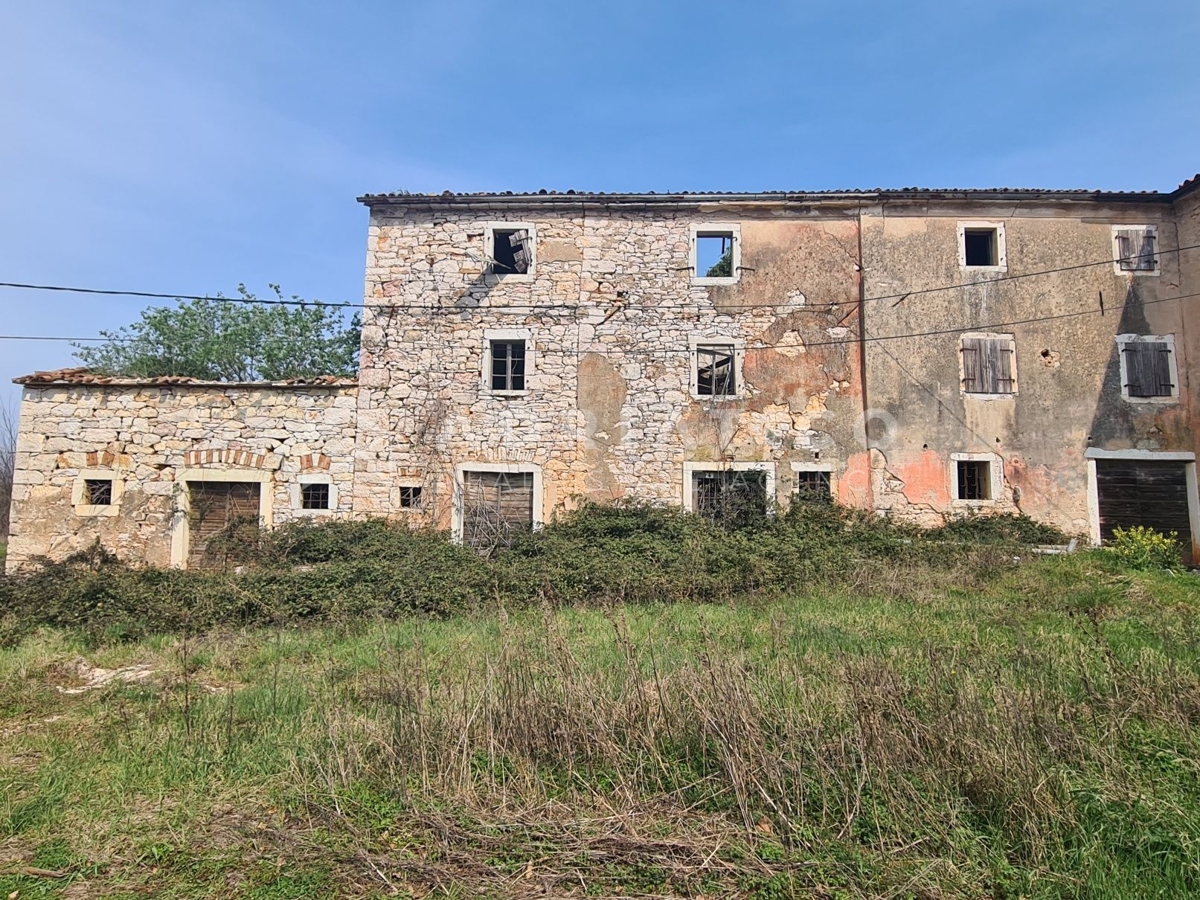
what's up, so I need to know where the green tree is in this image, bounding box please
[74,285,361,381]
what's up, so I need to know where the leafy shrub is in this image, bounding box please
[1105,525,1182,570]
[931,513,1071,546]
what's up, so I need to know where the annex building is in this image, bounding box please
[6,175,1200,570]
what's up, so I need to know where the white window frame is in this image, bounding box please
[790,461,835,503]
[957,221,1007,272]
[959,332,1018,398]
[290,473,337,516]
[690,223,742,284]
[72,469,125,518]
[688,334,745,400]
[452,462,543,543]
[949,452,1003,507]
[169,468,275,569]
[484,221,536,281]
[1116,333,1178,403]
[1085,449,1199,551]
[682,461,776,511]
[1111,225,1160,276]
[483,328,534,397]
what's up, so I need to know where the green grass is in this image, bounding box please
[1,552,1199,897]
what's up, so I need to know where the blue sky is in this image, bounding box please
[2,1,1198,410]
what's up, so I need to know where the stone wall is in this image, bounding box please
[354,201,866,529]
[5,380,357,571]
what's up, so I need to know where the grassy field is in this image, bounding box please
[2,548,1200,898]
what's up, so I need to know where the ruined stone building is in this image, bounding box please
[7,175,1200,570]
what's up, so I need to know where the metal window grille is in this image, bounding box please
[956,461,990,501]
[300,483,330,510]
[794,470,832,503]
[692,470,767,524]
[490,341,527,391]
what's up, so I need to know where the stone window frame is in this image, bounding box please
[289,473,337,516]
[72,468,125,518]
[949,451,1003,507]
[482,328,534,397]
[690,222,742,285]
[1116,333,1179,403]
[958,332,1018,399]
[790,461,835,504]
[451,462,544,544]
[682,461,776,512]
[1111,224,1160,277]
[688,334,746,401]
[484,221,537,281]
[169,468,276,569]
[957,220,1008,272]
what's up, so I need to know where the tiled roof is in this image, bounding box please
[14,367,355,387]
[359,185,1176,205]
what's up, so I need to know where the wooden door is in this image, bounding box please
[461,471,534,552]
[187,481,261,569]
[1096,460,1192,560]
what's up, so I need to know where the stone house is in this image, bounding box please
[6,175,1200,570]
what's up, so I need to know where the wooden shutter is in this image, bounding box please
[509,230,530,274]
[963,337,1013,394]
[1123,341,1170,397]
[1116,230,1139,271]
[961,338,982,392]
[1096,460,1191,558]
[1138,231,1157,271]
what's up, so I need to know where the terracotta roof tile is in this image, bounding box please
[13,367,355,387]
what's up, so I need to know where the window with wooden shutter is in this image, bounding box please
[461,470,535,552]
[960,335,1015,395]
[1121,339,1174,398]
[1116,228,1158,272]
[488,225,534,276]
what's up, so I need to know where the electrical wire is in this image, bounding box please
[1,241,1196,313]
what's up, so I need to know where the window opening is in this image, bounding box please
[1122,340,1174,397]
[490,340,527,392]
[794,471,832,503]
[490,228,531,275]
[963,228,998,267]
[692,470,768,525]
[84,479,113,506]
[400,485,423,509]
[300,483,330,510]
[696,232,734,277]
[961,336,1015,394]
[1116,229,1158,272]
[696,345,736,396]
[957,460,991,501]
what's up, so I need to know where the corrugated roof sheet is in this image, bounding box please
[14,367,355,387]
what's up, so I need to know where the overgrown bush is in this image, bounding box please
[0,506,1082,644]
[1105,525,1182,570]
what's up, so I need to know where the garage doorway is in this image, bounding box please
[1088,451,1198,563]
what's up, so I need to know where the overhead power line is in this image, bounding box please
[1,241,1197,313]
[1,288,1195,354]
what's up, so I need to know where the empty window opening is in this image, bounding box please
[490,228,531,276]
[692,470,768,525]
[461,471,534,552]
[1122,340,1174,398]
[1116,229,1157,272]
[84,479,113,506]
[696,232,735,277]
[490,340,527,392]
[696,345,736,396]
[300,482,330,510]
[963,228,998,267]
[957,460,991,501]
[400,485,423,509]
[961,336,1015,394]
[794,470,832,504]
